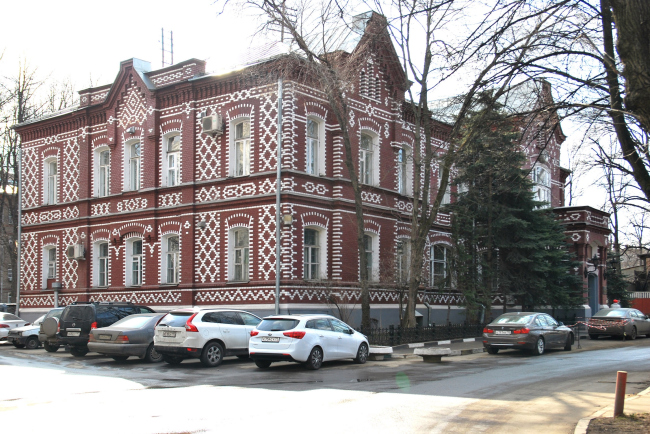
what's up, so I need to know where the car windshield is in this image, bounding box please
[493,314,534,324]
[257,319,300,331]
[594,309,629,318]
[61,306,93,322]
[111,316,153,329]
[158,312,193,328]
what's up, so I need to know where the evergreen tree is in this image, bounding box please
[450,96,582,321]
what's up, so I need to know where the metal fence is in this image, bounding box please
[359,323,486,347]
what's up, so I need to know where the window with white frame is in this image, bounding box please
[396,240,410,283]
[44,159,57,205]
[96,149,110,197]
[360,133,374,185]
[438,177,451,205]
[431,244,450,288]
[96,242,109,287]
[127,142,141,191]
[363,233,377,281]
[304,228,320,280]
[42,246,56,288]
[7,268,12,282]
[126,238,143,286]
[163,235,180,284]
[230,228,249,281]
[532,166,551,207]
[233,120,250,177]
[165,134,181,187]
[397,147,411,195]
[306,119,320,175]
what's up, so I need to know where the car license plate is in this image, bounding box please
[261,337,280,343]
[163,331,176,338]
[67,331,80,337]
[98,334,111,340]
[495,331,511,335]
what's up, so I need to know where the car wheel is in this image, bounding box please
[144,343,163,363]
[305,346,323,370]
[255,360,272,369]
[627,327,637,340]
[531,338,545,356]
[564,334,573,351]
[163,355,183,365]
[354,343,369,364]
[25,336,40,350]
[486,347,499,355]
[112,356,129,362]
[589,334,598,340]
[200,342,224,367]
[43,342,60,353]
[70,346,89,357]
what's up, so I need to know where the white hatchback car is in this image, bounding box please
[0,312,29,341]
[249,314,369,370]
[154,308,262,367]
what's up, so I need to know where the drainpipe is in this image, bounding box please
[275,78,283,315]
[15,146,22,317]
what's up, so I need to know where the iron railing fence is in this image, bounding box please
[358,323,486,347]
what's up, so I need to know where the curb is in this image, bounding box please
[573,385,650,434]
[392,337,479,352]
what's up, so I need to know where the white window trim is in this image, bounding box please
[303,226,327,280]
[306,117,325,176]
[124,139,141,191]
[161,234,180,284]
[94,241,109,287]
[125,237,143,287]
[360,131,379,186]
[162,132,181,187]
[397,146,413,196]
[228,227,250,281]
[230,118,251,177]
[438,177,451,205]
[95,147,110,197]
[43,157,58,205]
[42,245,57,289]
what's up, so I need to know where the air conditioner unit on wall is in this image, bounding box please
[201,113,223,135]
[66,244,85,260]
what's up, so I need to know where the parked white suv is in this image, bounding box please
[154,309,262,367]
[7,314,45,349]
[249,314,369,370]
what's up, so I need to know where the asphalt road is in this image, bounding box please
[1,336,649,433]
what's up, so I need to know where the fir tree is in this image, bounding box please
[450,96,582,321]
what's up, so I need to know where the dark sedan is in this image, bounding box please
[88,313,166,362]
[483,312,574,355]
[588,308,650,340]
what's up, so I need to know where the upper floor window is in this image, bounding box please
[532,166,551,207]
[438,178,451,205]
[230,228,249,281]
[306,119,320,175]
[164,235,180,284]
[165,135,181,187]
[397,147,412,196]
[304,228,320,280]
[96,149,110,197]
[44,159,57,205]
[127,142,141,191]
[127,238,143,286]
[96,241,109,287]
[234,120,250,177]
[360,134,374,185]
[431,244,450,288]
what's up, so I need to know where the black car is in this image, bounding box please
[58,302,155,357]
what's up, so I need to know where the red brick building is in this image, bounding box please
[14,13,608,323]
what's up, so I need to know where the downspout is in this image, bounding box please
[15,146,22,317]
[275,78,283,315]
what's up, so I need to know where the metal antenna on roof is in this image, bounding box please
[161,28,174,67]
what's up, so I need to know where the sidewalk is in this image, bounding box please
[575,386,650,434]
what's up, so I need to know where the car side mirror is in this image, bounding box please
[347,328,354,335]
[558,321,564,326]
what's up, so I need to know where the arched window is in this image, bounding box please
[95,241,109,287]
[431,244,450,288]
[44,158,58,205]
[532,166,551,207]
[360,133,375,185]
[306,119,321,175]
[233,120,250,176]
[42,245,57,289]
[363,233,378,281]
[396,240,410,283]
[230,227,249,281]
[162,234,180,284]
[126,141,141,191]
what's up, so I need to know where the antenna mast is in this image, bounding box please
[161,28,174,67]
